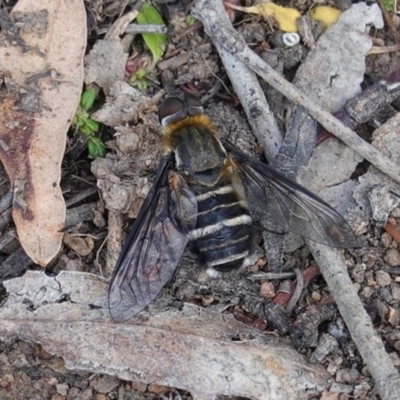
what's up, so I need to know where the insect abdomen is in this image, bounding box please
[189,178,253,273]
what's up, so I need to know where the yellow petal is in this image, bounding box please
[309,6,342,31]
[260,3,301,32]
[224,2,301,32]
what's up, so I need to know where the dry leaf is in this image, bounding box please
[63,233,92,257]
[0,0,86,266]
[0,271,330,399]
[84,40,128,95]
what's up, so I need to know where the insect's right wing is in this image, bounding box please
[108,153,197,322]
[222,139,360,248]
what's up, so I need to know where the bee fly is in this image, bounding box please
[108,93,360,322]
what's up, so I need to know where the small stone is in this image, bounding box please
[48,377,58,386]
[387,307,400,326]
[56,383,69,396]
[389,351,400,366]
[65,258,84,272]
[385,249,400,267]
[50,395,65,400]
[375,270,392,287]
[91,375,119,394]
[365,271,376,287]
[351,264,365,283]
[81,388,93,400]
[336,368,359,384]
[393,283,400,301]
[68,387,81,397]
[362,286,374,299]
[310,334,338,363]
[259,281,275,299]
[391,207,400,218]
[148,384,170,395]
[327,357,342,375]
[321,392,339,400]
[394,341,400,351]
[352,282,361,293]
[93,209,106,228]
[381,232,392,248]
[129,381,147,393]
[95,395,107,400]
[311,291,322,302]
[330,382,353,394]
[11,353,28,369]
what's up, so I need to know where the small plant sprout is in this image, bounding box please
[72,88,106,158]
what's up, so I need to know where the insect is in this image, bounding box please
[108,93,360,322]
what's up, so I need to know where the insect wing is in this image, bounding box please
[108,154,197,322]
[222,139,359,248]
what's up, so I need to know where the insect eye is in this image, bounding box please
[184,93,202,108]
[185,93,203,116]
[158,97,184,125]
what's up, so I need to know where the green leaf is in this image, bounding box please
[80,124,94,137]
[383,0,393,12]
[137,2,167,67]
[88,136,106,158]
[85,118,99,133]
[80,88,96,111]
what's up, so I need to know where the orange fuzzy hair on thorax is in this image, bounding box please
[163,114,217,136]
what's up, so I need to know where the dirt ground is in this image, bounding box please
[1,0,400,399]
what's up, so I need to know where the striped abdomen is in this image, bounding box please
[189,177,253,273]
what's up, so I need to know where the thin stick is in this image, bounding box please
[125,23,168,35]
[215,45,283,159]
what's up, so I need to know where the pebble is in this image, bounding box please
[311,334,338,363]
[381,232,392,248]
[391,283,400,301]
[330,382,353,394]
[351,264,365,283]
[336,368,359,384]
[311,291,322,302]
[375,270,392,287]
[56,383,69,396]
[385,249,400,267]
[50,395,65,400]
[259,281,275,299]
[90,376,119,394]
[361,286,374,299]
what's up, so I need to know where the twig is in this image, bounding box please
[192,0,400,187]
[192,1,400,399]
[285,268,303,314]
[214,45,283,159]
[125,23,168,35]
[105,10,139,41]
[310,242,400,400]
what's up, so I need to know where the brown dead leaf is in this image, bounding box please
[0,0,86,266]
[63,234,92,257]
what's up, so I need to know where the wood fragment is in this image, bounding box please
[0,247,32,281]
[64,203,96,229]
[65,187,98,208]
[125,23,168,35]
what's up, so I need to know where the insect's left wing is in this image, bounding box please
[222,139,360,248]
[108,153,197,322]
